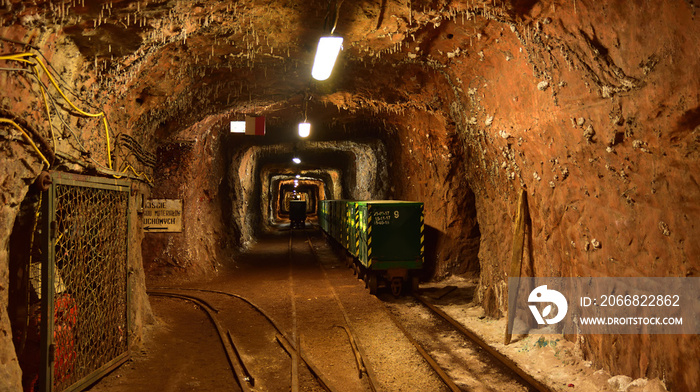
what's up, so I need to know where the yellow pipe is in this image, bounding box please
[0,118,50,167]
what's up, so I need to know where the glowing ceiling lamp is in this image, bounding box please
[298,122,311,138]
[292,157,301,164]
[295,174,301,178]
[311,36,343,81]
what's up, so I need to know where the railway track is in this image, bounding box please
[305,229,464,392]
[289,228,379,392]
[381,292,548,392]
[145,229,378,391]
[141,228,549,392]
[410,294,552,392]
[307,228,551,392]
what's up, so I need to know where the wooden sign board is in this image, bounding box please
[144,199,182,232]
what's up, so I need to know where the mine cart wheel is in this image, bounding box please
[367,273,378,295]
[391,277,403,297]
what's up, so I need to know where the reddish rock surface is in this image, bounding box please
[1,0,698,391]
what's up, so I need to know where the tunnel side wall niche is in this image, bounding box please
[142,116,235,282]
[381,110,481,280]
[430,1,699,389]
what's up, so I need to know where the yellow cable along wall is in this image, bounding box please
[0,51,152,183]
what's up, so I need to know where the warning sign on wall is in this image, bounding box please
[144,199,182,232]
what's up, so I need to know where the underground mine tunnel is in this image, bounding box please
[1,0,698,391]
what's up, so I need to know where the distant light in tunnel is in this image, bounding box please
[311,36,343,81]
[298,122,311,137]
[292,157,301,164]
[295,174,301,178]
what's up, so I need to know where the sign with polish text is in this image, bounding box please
[144,199,182,233]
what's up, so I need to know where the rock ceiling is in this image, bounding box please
[2,0,537,142]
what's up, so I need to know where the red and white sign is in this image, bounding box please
[230,116,266,136]
[246,116,266,135]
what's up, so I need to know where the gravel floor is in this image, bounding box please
[89,228,634,392]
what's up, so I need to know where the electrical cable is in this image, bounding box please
[0,119,50,167]
[32,63,58,155]
[117,134,156,167]
[119,162,153,183]
[1,52,114,169]
[0,67,30,72]
[29,71,90,155]
[1,51,154,183]
[330,0,345,34]
[36,49,96,109]
[25,70,118,175]
[0,36,39,50]
[1,34,100,110]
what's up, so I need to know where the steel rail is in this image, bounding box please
[288,230,300,392]
[334,325,365,379]
[379,302,462,392]
[147,291,254,392]
[413,294,552,392]
[303,230,381,392]
[275,333,337,392]
[152,284,340,392]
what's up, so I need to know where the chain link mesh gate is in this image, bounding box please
[39,172,131,392]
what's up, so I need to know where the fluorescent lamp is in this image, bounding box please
[292,157,301,164]
[230,121,246,133]
[311,36,343,81]
[295,174,301,178]
[298,122,311,137]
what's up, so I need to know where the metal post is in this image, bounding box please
[39,177,56,392]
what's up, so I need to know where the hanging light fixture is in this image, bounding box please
[311,36,343,81]
[298,92,312,137]
[298,122,311,137]
[292,157,301,164]
[311,0,344,81]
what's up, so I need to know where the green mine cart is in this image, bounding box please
[355,200,424,295]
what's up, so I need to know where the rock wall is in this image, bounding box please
[331,1,698,389]
[0,147,42,392]
[426,1,699,389]
[382,108,481,279]
[0,18,155,391]
[142,114,234,284]
[2,0,698,390]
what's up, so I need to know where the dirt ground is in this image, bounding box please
[87,229,669,392]
[414,277,669,392]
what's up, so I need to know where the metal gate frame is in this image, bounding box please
[39,172,131,392]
